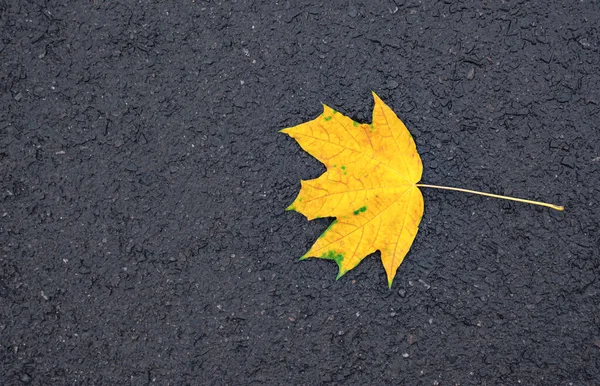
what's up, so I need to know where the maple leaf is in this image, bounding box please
[282,92,563,288]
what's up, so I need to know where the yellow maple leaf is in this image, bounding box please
[282,92,563,287]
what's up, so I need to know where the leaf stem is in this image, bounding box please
[416,184,564,211]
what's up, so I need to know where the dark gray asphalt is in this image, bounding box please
[1,1,599,384]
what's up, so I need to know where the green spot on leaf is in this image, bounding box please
[321,250,344,265]
[324,116,332,121]
[353,206,367,215]
[353,121,359,127]
[369,123,374,132]
[332,109,338,114]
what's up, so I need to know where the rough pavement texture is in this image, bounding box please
[2,1,599,384]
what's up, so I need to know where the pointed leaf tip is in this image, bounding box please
[279,127,293,136]
[336,269,348,281]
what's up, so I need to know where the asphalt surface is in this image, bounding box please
[2,1,600,384]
